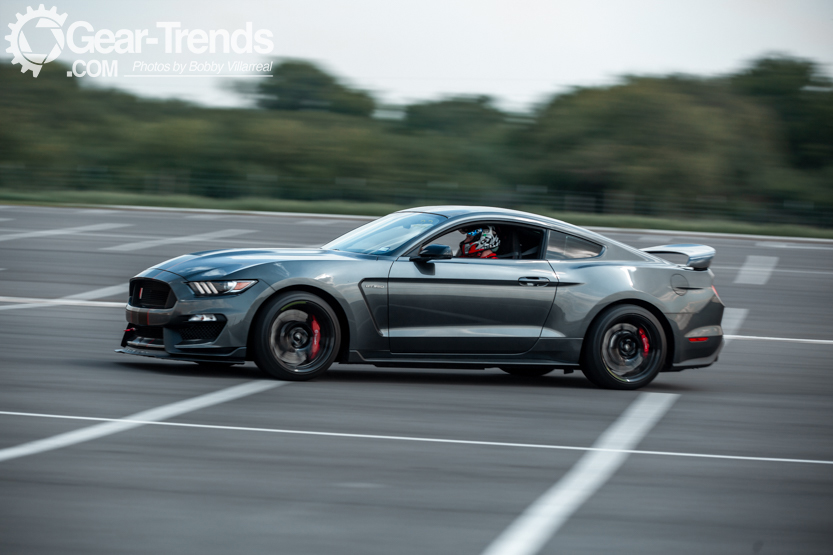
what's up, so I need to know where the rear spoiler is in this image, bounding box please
[641,244,715,270]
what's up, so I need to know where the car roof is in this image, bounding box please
[399,205,607,242]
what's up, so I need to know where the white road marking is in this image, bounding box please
[0,218,13,222]
[101,229,255,252]
[2,403,832,466]
[638,235,672,243]
[589,225,833,244]
[210,238,305,247]
[76,209,116,215]
[714,265,833,276]
[481,392,678,555]
[64,283,129,300]
[0,283,129,311]
[724,335,833,345]
[296,219,339,226]
[0,381,283,463]
[757,241,833,251]
[721,307,748,345]
[0,297,124,309]
[734,255,779,285]
[0,223,130,243]
[100,204,373,221]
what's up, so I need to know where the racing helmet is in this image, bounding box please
[460,225,500,257]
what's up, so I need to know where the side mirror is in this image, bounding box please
[410,244,453,262]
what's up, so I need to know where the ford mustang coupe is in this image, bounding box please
[117,206,724,389]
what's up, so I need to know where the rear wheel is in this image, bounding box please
[252,292,341,381]
[582,305,666,390]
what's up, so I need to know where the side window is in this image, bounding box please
[421,223,545,259]
[547,230,603,260]
[423,228,465,256]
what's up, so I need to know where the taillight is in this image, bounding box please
[711,285,721,302]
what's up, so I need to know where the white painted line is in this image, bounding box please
[0,296,124,309]
[725,335,833,345]
[481,392,678,555]
[734,255,779,285]
[0,283,129,311]
[76,209,116,215]
[210,238,306,247]
[101,204,374,221]
[0,223,130,243]
[638,235,672,243]
[2,404,833,466]
[296,219,339,226]
[64,283,129,301]
[721,307,748,344]
[756,241,833,251]
[0,381,283,463]
[589,226,833,244]
[101,228,256,252]
[713,265,833,276]
[0,218,13,222]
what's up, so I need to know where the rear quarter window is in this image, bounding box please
[547,230,603,260]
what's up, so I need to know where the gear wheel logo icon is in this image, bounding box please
[5,4,68,77]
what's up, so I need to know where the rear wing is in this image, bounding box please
[641,244,715,270]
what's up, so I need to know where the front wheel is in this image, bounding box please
[252,292,341,381]
[582,305,666,390]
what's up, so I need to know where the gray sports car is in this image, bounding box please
[117,206,724,390]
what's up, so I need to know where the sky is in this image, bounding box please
[3,0,833,111]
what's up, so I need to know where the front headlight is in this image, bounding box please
[188,280,257,296]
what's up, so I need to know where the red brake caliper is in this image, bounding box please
[310,317,321,360]
[638,328,650,356]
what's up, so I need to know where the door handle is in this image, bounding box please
[518,277,550,286]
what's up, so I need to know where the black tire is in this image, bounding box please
[252,291,341,381]
[582,305,666,390]
[500,367,554,378]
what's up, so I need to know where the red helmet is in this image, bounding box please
[460,226,500,258]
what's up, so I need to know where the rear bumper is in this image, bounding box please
[666,336,723,371]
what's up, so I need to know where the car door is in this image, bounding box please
[388,249,558,355]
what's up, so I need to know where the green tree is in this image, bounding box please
[515,76,781,201]
[404,95,504,135]
[256,60,375,117]
[730,56,833,168]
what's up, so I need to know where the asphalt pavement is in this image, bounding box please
[0,205,831,554]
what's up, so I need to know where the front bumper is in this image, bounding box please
[116,269,271,363]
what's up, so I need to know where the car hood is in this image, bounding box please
[152,248,375,279]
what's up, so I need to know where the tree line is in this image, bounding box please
[0,55,830,224]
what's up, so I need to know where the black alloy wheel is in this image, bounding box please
[582,305,666,390]
[252,292,341,381]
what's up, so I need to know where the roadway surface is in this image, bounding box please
[0,205,831,554]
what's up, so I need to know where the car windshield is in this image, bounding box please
[323,212,446,255]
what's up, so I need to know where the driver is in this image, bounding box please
[459,226,500,259]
